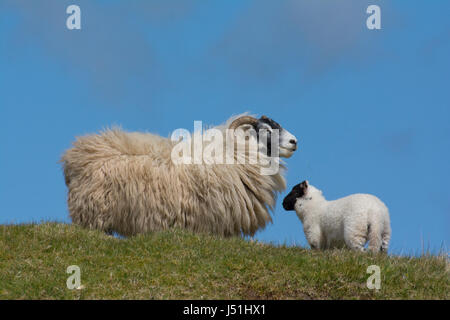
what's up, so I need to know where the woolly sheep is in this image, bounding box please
[61,114,298,237]
[282,181,391,252]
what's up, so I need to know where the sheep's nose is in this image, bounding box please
[289,139,297,145]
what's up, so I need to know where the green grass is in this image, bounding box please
[0,222,448,299]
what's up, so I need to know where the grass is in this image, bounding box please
[0,222,448,299]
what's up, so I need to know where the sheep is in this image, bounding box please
[61,114,298,237]
[282,181,391,252]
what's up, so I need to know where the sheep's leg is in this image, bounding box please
[344,225,367,252]
[380,235,389,252]
[304,225,322,250]
[380,221,391,252]
[367,222,383,253]
[345,236,367,252]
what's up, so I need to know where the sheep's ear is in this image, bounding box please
[300,180,308,189]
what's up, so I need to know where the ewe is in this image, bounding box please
[61,114,298,237]
[282,181,391,252]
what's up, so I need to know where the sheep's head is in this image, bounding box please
[229,115,298,158]
[282,180,309,211]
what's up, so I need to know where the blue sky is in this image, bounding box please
[0,1,448,255]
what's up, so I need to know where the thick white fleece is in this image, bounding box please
[294,185,391,252]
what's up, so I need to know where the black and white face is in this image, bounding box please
[256,116,298,158]
[282,180,309,211]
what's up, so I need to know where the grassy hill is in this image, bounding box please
[0,222,448,299]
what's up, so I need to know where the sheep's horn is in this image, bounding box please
[228,116,258,130]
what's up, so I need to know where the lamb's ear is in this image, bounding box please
[300,180,308,190]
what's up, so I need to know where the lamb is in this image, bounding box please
[282,181,391,252]
[61,114,298,237]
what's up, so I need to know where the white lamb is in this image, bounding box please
[282,181,391,252]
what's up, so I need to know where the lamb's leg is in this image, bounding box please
[380,221,391,252]
[304,225,322,250]
[367,222,383,253]
[344,225,367,252]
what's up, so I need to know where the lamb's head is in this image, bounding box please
[229,115,298,158]
[282,180,309,211]
[283,180,325,211]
